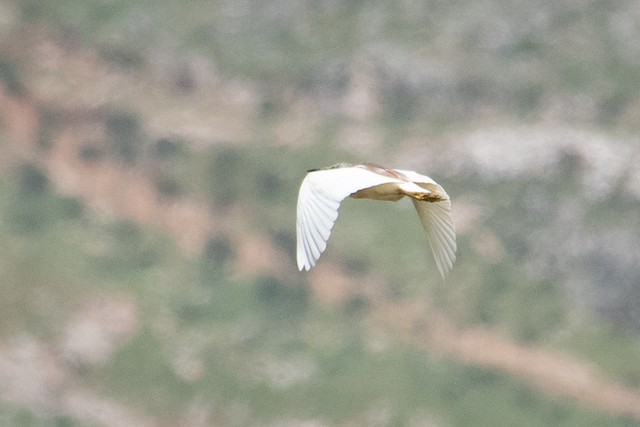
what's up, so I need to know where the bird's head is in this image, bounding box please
[307,162,353,172]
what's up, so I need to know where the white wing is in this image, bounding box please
[296,167,401,271]
[396,169,439,188]
[412,199,456,278]
[400,169,456,278]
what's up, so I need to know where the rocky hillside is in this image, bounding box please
[1,1,640,426]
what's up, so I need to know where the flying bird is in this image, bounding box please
[296,163,456,278]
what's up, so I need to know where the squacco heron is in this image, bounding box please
[296,163,456,278]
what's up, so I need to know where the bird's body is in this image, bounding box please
[296,163,456,278]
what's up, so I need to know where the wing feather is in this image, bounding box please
[303,203,329,257]
[300,196,327,261]
[411,198,457,278]
[399,168,456,277]
[306,193,337,238]
[296,167,401,270]
[300,211,321,258]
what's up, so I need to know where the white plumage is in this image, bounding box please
[296,163,456,278]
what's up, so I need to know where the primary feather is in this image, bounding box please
[296,163,456,277]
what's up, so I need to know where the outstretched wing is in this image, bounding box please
[399,170,457,278]
[411,199,457,278]
[296,167,400,271]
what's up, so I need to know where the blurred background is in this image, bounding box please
[1,1,640,426]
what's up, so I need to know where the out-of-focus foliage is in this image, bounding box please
[0,171,637,426]
[1,0,640,426]
[14,0,640,128]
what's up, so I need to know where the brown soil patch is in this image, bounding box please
[375,300,640,421]
[1,38,640,423]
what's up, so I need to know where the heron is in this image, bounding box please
[296,162,456,278]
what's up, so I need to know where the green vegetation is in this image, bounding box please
[1,144,639,425]
[15,0,640,128]
[2,0,640,425]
